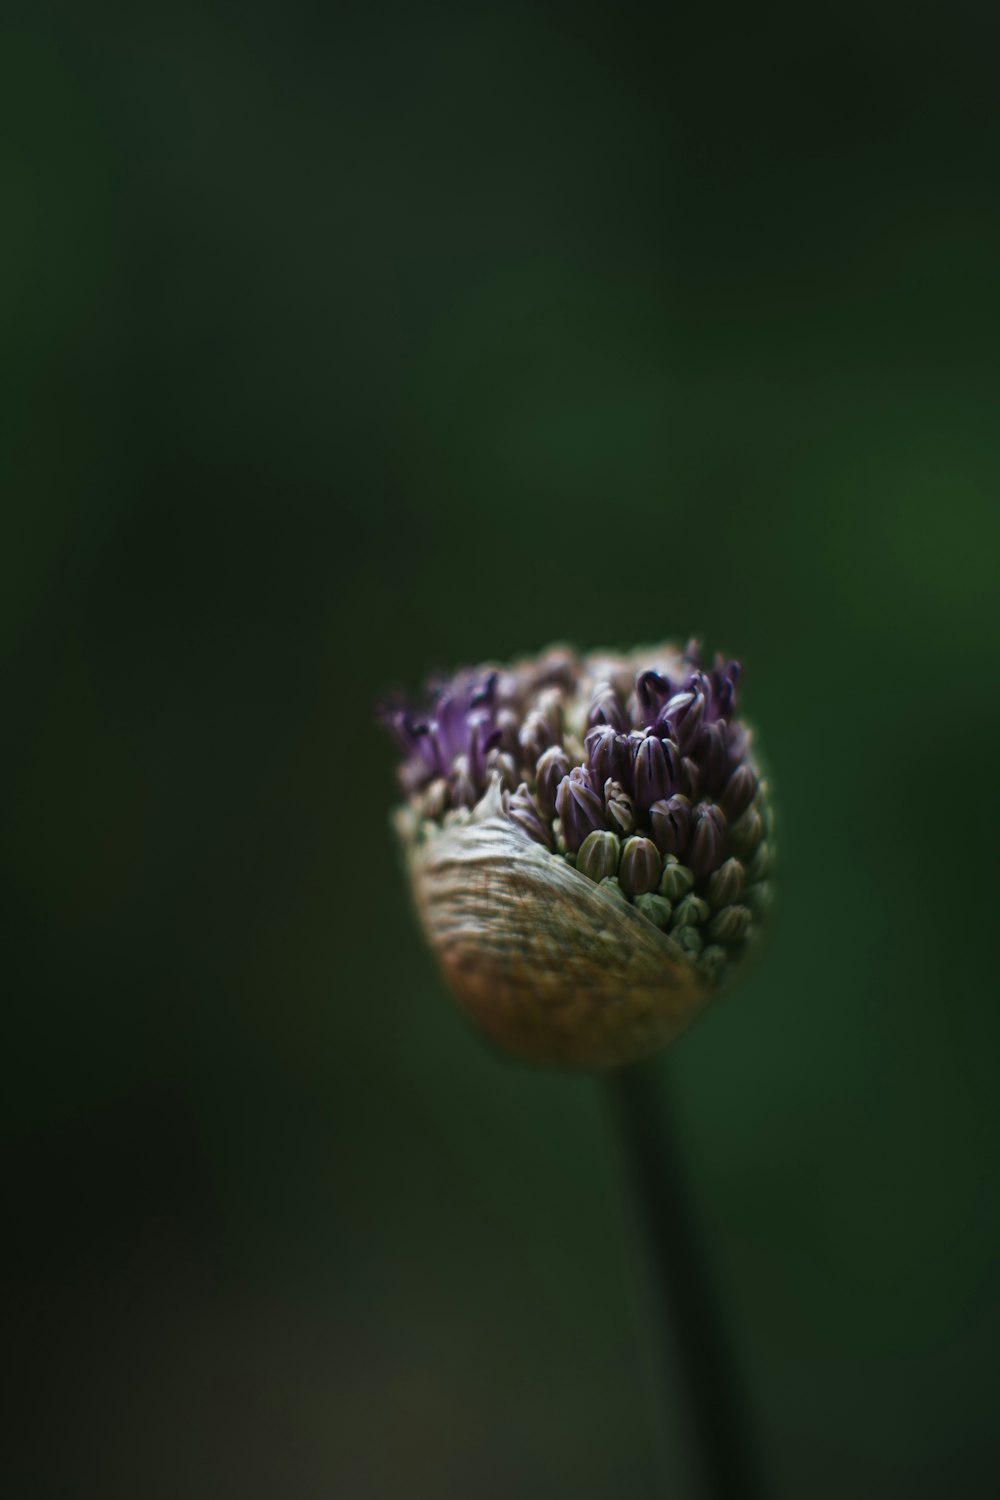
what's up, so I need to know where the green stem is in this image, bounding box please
[607,1060,765,1500]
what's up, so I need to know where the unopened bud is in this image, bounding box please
[496,707,520,755]
[671,894,710,928]
[619,836,662,896]
[555,769,605,852]
[649,794,692,857]
[535,687,565,742]
[519,710,554,764]
[577,830,620,884]
[588,682,628,732]
[673,924,703,958]
[698,720,729,795]
[688,802,726,878]
[485,748,518,791]
[634,893,673,929]
[382,639,775,1068]
[506,783,554,849]
[659,858,694,902]
[535,744,571,815]
[722,762,757,822]
[680,757,702,802]
[706,857,745,908]
[604,779,636,837]
[585,725,631,787]
[666,686,705,748]
[634,735,674,810]
[706,904,752,943]
[728,801,763,857]
[635,668,670,715]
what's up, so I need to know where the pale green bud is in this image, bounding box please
[577,830,621,884]
[634,893,672,929]
[659,857,695,902]
[671,894,710,929]
[673,925,703,958]
[619,836,662,896]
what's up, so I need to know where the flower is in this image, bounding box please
[379,641,774,1068]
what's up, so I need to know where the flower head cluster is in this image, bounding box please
[381,641,773,992]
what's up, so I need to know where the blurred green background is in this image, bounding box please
[4,2,999,1496]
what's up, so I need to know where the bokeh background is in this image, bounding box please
[4,2,999,1496]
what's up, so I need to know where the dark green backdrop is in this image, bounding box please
[4,3,999,1496]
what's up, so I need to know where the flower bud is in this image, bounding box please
[728,801,763,857]
[706,857,745,908]
[649,794,692,857]
[585,725,630,787]
[604,779,636,837]
[555,769,605,852]
[688,802,726,878]
[659,690,694,733]
[506,783,553,849]
[577,830,620,884]
[659,858,694,901]
[634,893,672,929]
[664,686,705,748]
[706,905,752,943]
[634,734,674,811]
[662,736,681,782]
[634,668,671,716]
[722,763,757,822]
[673,924,703,958]
[588,682,628,732]
[485,747,518,791]
[619,836,662,896]
[535,745,571,816]
[466,709,502,785]
[382,640,773,1068]
[671,894,710,928]
[495,707,521,755]
[519,709,554,765]
[535,687,565,743]
[697,720,729,795]
[680,757,702,802]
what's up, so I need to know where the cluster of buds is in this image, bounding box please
[381,642,774,1068]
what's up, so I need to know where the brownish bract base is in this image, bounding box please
[398,780,711,1069]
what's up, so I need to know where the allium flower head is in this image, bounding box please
[380,641,774,1068]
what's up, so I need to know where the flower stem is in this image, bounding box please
[606,1059,765,1500]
